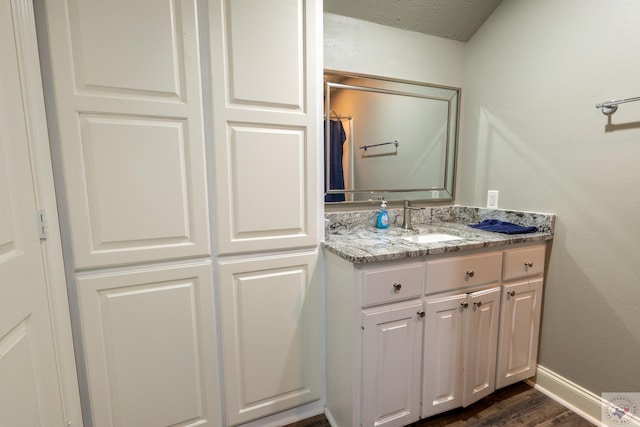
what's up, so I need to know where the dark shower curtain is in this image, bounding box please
[324,119,346,202]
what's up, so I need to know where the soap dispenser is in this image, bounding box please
[377,200,389,229]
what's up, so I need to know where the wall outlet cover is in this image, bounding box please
[487,190,499,209]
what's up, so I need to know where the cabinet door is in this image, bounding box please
[496,278,543,389]
[422,294,467,418]
[218,251,321,426]
[463,287,501,407]
[43,0,210,268]
[208,0,321,254]
[362,301,423,427]
[77,262,221,427]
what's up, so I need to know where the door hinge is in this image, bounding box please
[37,210,48,239]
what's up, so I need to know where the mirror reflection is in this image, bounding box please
[324,71,460,203]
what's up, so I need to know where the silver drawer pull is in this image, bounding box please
[474,300,482,308]
[524,261,533,268]
[393,283,402,293]
[465,270,475,278]
[507,290,516,297]
[417,310,425,318]
[460,301,469,309]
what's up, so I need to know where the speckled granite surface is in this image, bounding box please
[323,206,555,264]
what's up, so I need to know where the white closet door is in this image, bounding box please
[77,262,220,427]
[218,251,321,426]
[0,1,70,424]
[209,0,321,254]
[43,0,210,268]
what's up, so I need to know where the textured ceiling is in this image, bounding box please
[324,0,503,42]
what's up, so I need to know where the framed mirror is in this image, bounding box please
[324,70,460,203]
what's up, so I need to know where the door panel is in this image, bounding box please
[0,319,43,426]
[78,115,193,246]
[218,252,321,426]
[67,0,184,98]
[422,294,466,418]
[496,279,543,388]
[77,262,219,427]
[45,0,210,268]
[209,0,320,254]
[0,1,65,423]
[361,301,422,427]
[228,124,307,236]
[226,0,304,109]
[463,287,500,407]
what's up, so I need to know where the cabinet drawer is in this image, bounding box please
[503,245,545,281]
[361,263,424,307]
[425,252,502,294]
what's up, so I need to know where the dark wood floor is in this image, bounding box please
[284,382,594,427]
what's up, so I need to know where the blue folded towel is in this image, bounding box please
[469,219,538,234]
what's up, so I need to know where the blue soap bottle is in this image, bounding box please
[377,200,389,229]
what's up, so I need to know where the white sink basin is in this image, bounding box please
[401,233,463,244]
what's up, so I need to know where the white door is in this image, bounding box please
[361,300,423,427]
[0,2,66,425]
[209,0,321,255]
[218,252,321,426]
[77,263,220,427]
[463,287,500,407]
[43,0,211,269]
[422,294,466,418]
[496,278,543,389]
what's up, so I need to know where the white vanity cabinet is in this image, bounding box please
[325,241,548,425]
[325,252,425,427]
[422,252,502,418]
[496,245,546,389]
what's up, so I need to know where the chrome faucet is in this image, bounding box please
[402,200,425,229]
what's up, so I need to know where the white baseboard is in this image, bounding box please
[530,365,640,427]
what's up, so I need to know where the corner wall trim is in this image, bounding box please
[529,365,640,427]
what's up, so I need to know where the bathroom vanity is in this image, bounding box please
[323,206,554,427]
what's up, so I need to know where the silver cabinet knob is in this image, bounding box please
[460,301,469,309]
[524,261,533,268]
[465,270,475,278]
[507,290,516,297]
[417,310,425,318]
[393,283,402,293]
[474,300,482,308]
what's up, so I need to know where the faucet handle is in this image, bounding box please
[404,200,425,211]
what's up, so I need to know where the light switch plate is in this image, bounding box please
[487,190,499,209]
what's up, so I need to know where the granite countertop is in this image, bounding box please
[322,206,555,264]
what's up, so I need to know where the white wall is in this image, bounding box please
[324,13,465,88]
[459,0,640,393]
